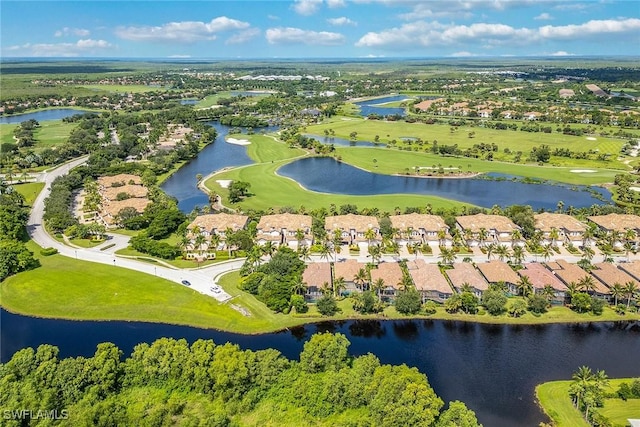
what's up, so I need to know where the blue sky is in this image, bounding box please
[1,0,639,58]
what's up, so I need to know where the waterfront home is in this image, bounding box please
[333,259,368,294]
[587,214,640,248]
[406,259,452,302]
[370,261,403,300]
[256,213,313,248]
[97,173,142,188]
[545,259,607,300]
[98,197,152,229]
[590,263,635,295]
[455,214,521,247]
[325,214,380,247]
[476,260,521,295]
[302,262,332,301]
[518,263,566,302]
[185,213,249,258]
[617,260,640,282]
[101,184,148,202]
[534,213,586,247]
[445,263,488,297]
[389,213,451,247]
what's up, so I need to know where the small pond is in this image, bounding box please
[354,95,409,117]
[277,157,611,210]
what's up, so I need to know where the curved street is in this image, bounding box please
[26,157,239,302]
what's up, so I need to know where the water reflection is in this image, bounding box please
[348,320,387,338]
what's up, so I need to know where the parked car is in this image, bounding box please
[181,280,191,286]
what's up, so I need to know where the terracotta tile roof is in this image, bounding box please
[389,214,448,232]
[334,259,367,283]
[370,262,403,290]
[456,214,519,233]
[519,263,566,291]
[302,263,332,288]
[407,260,452,293]
[591,263,637,289]
[187,213,249,233]
[325,214,379,232]
[546,259,608,293]
[414,98,445,111]
[618,261,640,281]
[101,198,152,223]
[588,214,640,232]
[101,184,148,201]
[257,213,312,232]
[97,174,142,187]
[534,213,586,233]
[445,263,488,291]
[476,260,520,284]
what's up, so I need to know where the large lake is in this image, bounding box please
[2,309,638,427]
[0,109,93,124]
[278,157,610,210]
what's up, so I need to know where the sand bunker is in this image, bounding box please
[570,169,596,173]
[216,180,232,188]
[226,137,251,145]
[631,187,640,192]
[586,137,597,141]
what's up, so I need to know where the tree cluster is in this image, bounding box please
[0,333,480,427]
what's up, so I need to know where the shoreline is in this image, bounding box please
[2,303,638,336]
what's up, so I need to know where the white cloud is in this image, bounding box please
[534,13,553,20]
[327,17,357,26]
[292,0,323,16]
[268,15,280,20]
[226,28,261,44]
[326,0,346,8]
[115,17,251,43]
[168,54,192,58]
[449,51,477,57]
[266,27,345,45]
[356,18,640,50]
[550,50,573,56]
[54,27,91,37]
[398,0,542,20]
[5,39,113,57]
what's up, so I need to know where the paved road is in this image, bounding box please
[26,157,235,302]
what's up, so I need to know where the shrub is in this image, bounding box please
[590,297,605,315]
[509,300,527,318]
[317,295,339,316]
[395,289,422,315]
[528,294,549,314]
[615,304,627,315]
[40,247,59,256]
[290,294,308,314]
[423,300,437,315]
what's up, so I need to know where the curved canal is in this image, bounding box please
[2,309,639,427]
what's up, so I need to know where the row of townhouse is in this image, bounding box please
[94,174,151,229]
[300,258,640,304]
[183,212,640,258]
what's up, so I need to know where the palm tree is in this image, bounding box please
[541,244,554,262]
[368,244,382,266]
[511,229,522,248]
[321,281,332,297]
[624,281,638,309]
[571,366,593,410]
[292,277,308,296]
[353,268,368,291]
[210,234,220,252]
[333,276,346,298]
[582,245,595,262]
[565,281,580,305]
[297,244,311,262]
[261,241,276,259]
[516,275,533,298]
[319,242,331,261]
[624,240,634,262]
[246,246,263,273]
[364,228,377,247]
[495,245,510,262]
[410,241,422,259]
[541,284,556,302]
[485,242,497,261]
[512,245,525,265]
[578,275,597,294]
[549,228,561,247]
[194,233,207,255]
[295,228,306,248]
[583,225,596,247]
[478,228,489,247]
[610,282,624,306]
[399,273,413,292]
[437,229,447,247]
[438,247,457,266]
[460,283,474,294]
[385,240,400,257]
[371,277,385,301]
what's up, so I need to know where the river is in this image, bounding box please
[2,309,639,427]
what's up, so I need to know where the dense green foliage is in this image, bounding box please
[317,294,340,316]
[0,333,479,426]
[395,289,422,315]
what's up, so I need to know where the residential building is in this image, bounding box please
[534,213,587,246]
[407,259,452,302]
[588,214,640,248]
[325,214,380,246]
[333,259,368,294]
[185,213,249,258]
[518,263,567,301]
[370,262,403,300]
[546,259,608,298]
[99,198,152,229]
[445,263,488,297]
[591,263,635,295]
[476,260,521,295]
[456,214,521,247]
[97,173,142,188]
[389,213,451,247]
[256,213,313,248]
[302,262,332,301]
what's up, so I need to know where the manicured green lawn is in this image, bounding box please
[238,133,307,163]
[307,117,631,170]
[69,237,105,248]
[335,146,620,185]
[195,92,233,109]
[0,120,76,151]
[537,378,640,427]
[114,246,222,269]
[13,182,45,206]
[0,123,17,145]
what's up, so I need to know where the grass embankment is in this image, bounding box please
[13,182,45,206]
[537,379,640,427]
[306,117,632,171]
[206,134,471,212]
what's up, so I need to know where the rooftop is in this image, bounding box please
[534,213,586,233]
[546,259,608,293]
[325,214,380,231]
[588,214,640,231]
[334,259,367,282]
[257,213,312,231]
[445,263,488,291]
[407,259,452,293]
[97,173,142,188]
[370,262,403,289]
[302,263,332,287]
[591,263,636,290]
[101,184,148,201]
[187,213,249,234]
[519,263,566,291]
[476,260,521,285]
[389,213,448,232]
[456,214,519,233]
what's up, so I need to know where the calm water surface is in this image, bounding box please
[355,95,409,117]
[2,309,639,427]
[0,109,93,124]
[278,157,610,210]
